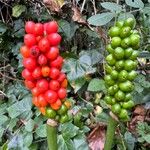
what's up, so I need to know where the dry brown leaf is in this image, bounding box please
[134,105,146,116]
[88,125,106,150]
[43,0,65,12]
[72,7,86,24]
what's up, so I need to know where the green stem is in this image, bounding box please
[46,119,58,150]
[104,116,118,150]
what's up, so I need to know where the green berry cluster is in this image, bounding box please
[104,18,140,120]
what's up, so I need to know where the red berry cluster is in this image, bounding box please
[21,21,70,123]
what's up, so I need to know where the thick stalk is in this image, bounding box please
[46,119,58,150]
[104,116,118,150]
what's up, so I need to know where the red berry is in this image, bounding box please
[23,57,36,70]
[47,33,61,46]
[34,23,44,35]
[45,21,58,34]
[25,21,35,34]
[36,36,42,42]
[32,87,41,96]
[36,79,49,93]
[49,80,60,91]
[20,45,30,58]
[37,94,48,107]
[38,54,47,66]
[46,46,59,60]
[50,56,63,69]
[32,97,40,107]
[24,34,36,47]
[32,67,42,79]
[22,69,33,80]
[44,90,58,104]
[30,46,40,58]
[49,67,60,79]
[58,88,67,99]
[24,80,35,89]
[57,73,66,83]
[38,37,50,52]
[41,66,50,77]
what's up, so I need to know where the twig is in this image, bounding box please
[0,90,7,97]
[0,72,22,81]
[81,0,87,13]
[92,0,97,15]
[0,5,5,23]
[116,0,119,4]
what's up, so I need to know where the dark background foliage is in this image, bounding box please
[0,0,150,149]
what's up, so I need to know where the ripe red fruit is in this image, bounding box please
[44,90,58,104]
[32,67,42,79]
[41,66,50,77]
[37,94,48,107]
[38,54,47,66]
[38,37,50,52]
[34,23,44,35]
[49,67,60,79]
[49,80,60,91]
[32,97,40,107]
[23,57,36,70]
[24,80,35,89]
[50,99,62,110]
[57,73,66,83]
[20,45,30,58]
[22,69,33,80]
[45,21,58,34]
[36,36,42,42]
[47,33,61,46]
[36,79,49,93]
[25,21,35,34]
[32,87,41,97]
[46,46,59,60]
[58,88,67,99]
[50,56,63,69]
[24,34,36,47]
[30,46,40,58]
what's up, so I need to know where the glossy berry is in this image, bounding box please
[45,21,58,34]
[34,23,44,35]
[38,54,47,66]
[58,88,67,99]
[38,37,50,52]
[23,57,36,70]
[30,46,40,58]
[46,46,59,60]
[20,45,30,58]
[25,21,35,34]
[24,34,36,47]
[24,80,35,89]
[37,94,48,107]
[50,56,63,69]
[22,69,33,80]
[41,66,50,77]
[49,80,60,91]
[44,90,58,104]
[49,67,60,79]
[32,67,42,79]
[36,79,49,93]
[47,33,61,46]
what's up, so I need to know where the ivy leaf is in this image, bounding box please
[0,127,5,140]
[23,132,33,147]
[118,13,135,21]
[0,22,8,34]
[88,12,115,26]
[59,122,79,140]
[7,94,32,118]
[25,119,35,132]
[125,0,144,9]
[35,124,46,138]
[124,131,136,150]
[58,20,78,40]
[101,2,123,12]
[58,135,75,150]
[12,5,26,18]
[88,79,106,92]
[0,115,8,125]
[144,134,150,143]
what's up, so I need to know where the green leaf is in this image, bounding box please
[8,118,18,131]
[144,134,150,143]
[58,20,78,40]
[58,135,75,150]
[125,0,144,9]
[73,134,89,150]
[118,13,135,21]
[0,127,4,140]
[60,122,79,139]
[88,79,106,92]
[23,132,33,147]
[101,2,123,12]
[70,77,86,93]
[96,112,109,123]
[0,115,8,125]
[35,124,46,138]
[124,131,136,150]
[25,119,35,132]
[0,22,8,34]
[12,5,26,18]
[8,135,24,149]
[88,12,115,26]
[7,94,32,118]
